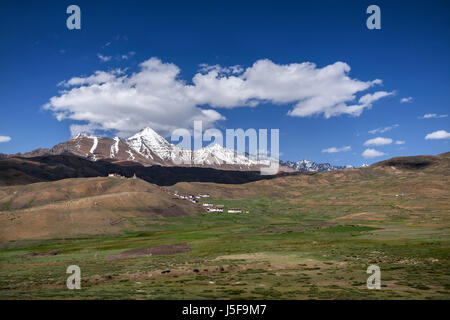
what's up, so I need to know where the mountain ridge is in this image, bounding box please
[4,127,352,172]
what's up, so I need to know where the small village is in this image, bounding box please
[172,191,249,214]
[107,173,249,214]
[108,173,137,179]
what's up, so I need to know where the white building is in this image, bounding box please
[227,209,242,214]
[202,203,214,207]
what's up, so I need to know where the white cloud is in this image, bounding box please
[425,130,450,140]
[395,140,405,145]
[362,148,385,159]
[400,97,413,103]
[45,57,392,137]
[359,91,394,106]
[321,146,351,153]
[420,113,448,119]
[45,58,226,137]
[368,124,399,134]
[0,135,11,143]
[194,59,390,118]
[97,53,112,62]
[364,137,393,146]
[59,70,124,87]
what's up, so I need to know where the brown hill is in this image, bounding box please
[167,152,450,199]
[1,152,448,242]
[372,152,450,172]
[0,176,197,241]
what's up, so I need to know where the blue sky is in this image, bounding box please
[0,0,449,166]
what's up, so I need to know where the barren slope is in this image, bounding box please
[0,177,197,241]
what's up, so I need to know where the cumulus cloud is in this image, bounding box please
[395,140,405,145]
[364,137,393,146]
[0,135,11,143]
[400,97,413,103]
[97,53,112,62]
[44,57,391,137]
[425,130,450,140]
[59,70,124,87]
[195,59,390,118]
[362,148,385,158]
[321,146,351,153]
[45,58,226,137]
[420,113,448,119]
[368,124,399,134]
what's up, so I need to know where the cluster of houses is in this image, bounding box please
[202,203,247,214]
[172,191,248,214]
[108,173,125,178]
[172,192,211,204]
[108,173,138,179]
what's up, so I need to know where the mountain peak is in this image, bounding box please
[138,127,160,136]
[129,127,167,142]
[73,132,95,139]
[126,126,173,160]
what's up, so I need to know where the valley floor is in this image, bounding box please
[1,203,449,299]
[0,155,449,299]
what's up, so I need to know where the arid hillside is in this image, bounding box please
[0,176,197,241]
[0,152,448,242]
[170,152,450,198]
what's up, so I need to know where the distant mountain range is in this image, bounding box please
[3,127,353,172]
[280,160,353,172]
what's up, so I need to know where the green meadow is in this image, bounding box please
[1,193,448,299]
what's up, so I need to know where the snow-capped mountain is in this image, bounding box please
[13,127,267,171]
[126,127,190,165]
[125,127,262,168]
[280,159,353,172]
[9,126,354,172]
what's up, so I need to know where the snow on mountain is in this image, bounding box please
[18,126,350,173]
[125,127,260,167]
[126,127,172,160]
[280,159,350,172]
[192,143,259,166]
[89,136,99,161]
[126,150,135,161]
[110,137,120,158]
[89,136,98,154]
[74,132,91,139]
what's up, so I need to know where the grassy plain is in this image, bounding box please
[0,154,449,299]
